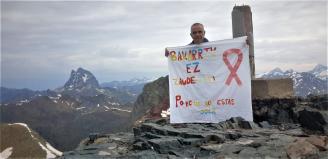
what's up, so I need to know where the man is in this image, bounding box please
[188,22,251,45]
[165,23,251,56]
[165,23,209,57]
[188,23,209,45]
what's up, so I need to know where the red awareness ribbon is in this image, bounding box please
[223,48,243,86]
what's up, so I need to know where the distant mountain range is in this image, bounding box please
[1,68,152,107]
[258,64,328,97]
[101,77,154,97]
[0,67,152,151]
[0,88,56,104]
[101,77,154,88]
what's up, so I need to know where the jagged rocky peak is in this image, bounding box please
[64,67,100,89]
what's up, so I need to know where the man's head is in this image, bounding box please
[190,23,205,44]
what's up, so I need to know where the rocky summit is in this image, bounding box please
[59,117,328,159]
[57,76,328,158]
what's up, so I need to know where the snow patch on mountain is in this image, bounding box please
[76,107,86,110]
[16,99,29,106]
[0,147,13,159]
[107,101,120,106]
[9,123,35,138]
[38,142,57,159]
[82,74,89,83]
[46,143,63,156]
[110,107,131,112]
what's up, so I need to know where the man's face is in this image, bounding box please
[190,24,205,44]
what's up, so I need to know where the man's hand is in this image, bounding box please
[246,32,253,46]
[165,48,169,57]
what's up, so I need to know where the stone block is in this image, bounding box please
[252,78,294,99]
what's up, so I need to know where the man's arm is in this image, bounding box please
[165,48,169,57]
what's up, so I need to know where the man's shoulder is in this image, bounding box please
[188,38,209,45]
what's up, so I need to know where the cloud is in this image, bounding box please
[1,1,327,90]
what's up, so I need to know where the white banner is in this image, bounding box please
[167,36,253,123]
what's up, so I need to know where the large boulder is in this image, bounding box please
[130,76,169,125]
[295,107,328,135]
[293,95,328,135]
[252,98,296,124]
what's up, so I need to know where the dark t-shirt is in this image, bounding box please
[188,38,209,45]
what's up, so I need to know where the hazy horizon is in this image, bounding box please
[1,1,327,90]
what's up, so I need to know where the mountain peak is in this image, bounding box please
[311,64,327,73]
[255,67,285,79]
[285,69,294,73]
[77,67,87,73]
[309,64,328,80]
[270,67,283,73]
[264,67,284,77]
[64,68,100,90]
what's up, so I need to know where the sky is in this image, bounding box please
[1,0,327,90]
